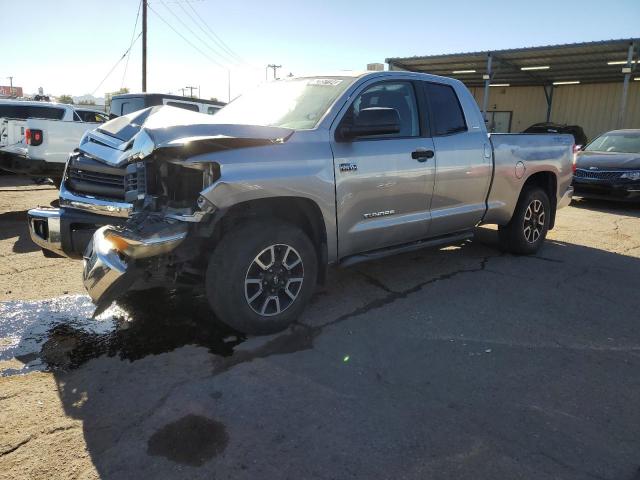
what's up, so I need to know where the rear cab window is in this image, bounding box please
[0,105,65,120]
[422,83,467,136]
[109,97,146,118]
[166,101,200,112]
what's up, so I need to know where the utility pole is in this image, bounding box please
[179,88,186,96]
[142,0,147,92]
[185,86,197,98]
[7,76,13,97]
[267,64,282,80]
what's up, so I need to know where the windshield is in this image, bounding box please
[211,77,354,129]
[585,132,640,154]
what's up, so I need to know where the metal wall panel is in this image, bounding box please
[469,86,547,133]
[469,83,640,141]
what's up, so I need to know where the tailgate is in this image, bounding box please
[0,118,26,149]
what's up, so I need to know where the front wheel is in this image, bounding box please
[498,186,550,254]
[205,219,318,335]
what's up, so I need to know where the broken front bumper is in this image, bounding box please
[82,222,189,305]
[27,207,65,256]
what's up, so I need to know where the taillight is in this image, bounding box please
[25,128,43,146]
[571,144,578,173]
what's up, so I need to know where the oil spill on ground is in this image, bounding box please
[0,289,244,376]
[147,414,229,466]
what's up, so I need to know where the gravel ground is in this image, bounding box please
[1,174,639,480]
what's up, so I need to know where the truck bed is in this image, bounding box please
[483,133,574,225]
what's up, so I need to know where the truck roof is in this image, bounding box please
[112,93,226,106]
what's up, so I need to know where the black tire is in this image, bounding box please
[498,186,550,254]
[205,219,318,335]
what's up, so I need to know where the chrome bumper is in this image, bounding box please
[558,185,574,209]
[83,227,131,303]
[82,223,188,305]
[27,207,65,256]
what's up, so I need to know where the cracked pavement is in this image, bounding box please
[1,176,640,479]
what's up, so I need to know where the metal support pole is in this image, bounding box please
[544,85,554,122]
[481,54,492,122]
[142,0,147,92]
[617,42,635,129]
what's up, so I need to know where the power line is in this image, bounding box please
[178,2,243,65]
[147,3,226,68]
[158,0,231,67]
[186,1,245,64]
[91,32,142,96]
[121,0,143,89]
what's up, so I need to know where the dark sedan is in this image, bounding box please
[573,129,640,202]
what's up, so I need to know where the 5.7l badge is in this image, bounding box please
[339,163,358,172]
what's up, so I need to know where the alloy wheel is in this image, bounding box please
[523,199,545,243]
[244,244,304,316]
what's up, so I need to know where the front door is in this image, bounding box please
[331,80,436,258]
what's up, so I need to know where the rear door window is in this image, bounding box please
[0,105,64,120]
[422,83,467,136]
[75,110,108,123]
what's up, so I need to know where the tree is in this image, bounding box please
[58,94,73,104]
[210,97,219,102]
[78,99,96,106]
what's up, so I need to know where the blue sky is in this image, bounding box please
[1,0,638,100]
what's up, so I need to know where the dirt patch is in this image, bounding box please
[0,176,83,301]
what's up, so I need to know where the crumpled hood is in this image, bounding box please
[80,106,294,167]
[576,151,640,170]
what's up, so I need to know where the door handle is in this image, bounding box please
[411,149,435,162]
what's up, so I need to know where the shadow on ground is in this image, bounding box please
[0,210,39,253]
[570,197,640,216]
[4,232,640,479]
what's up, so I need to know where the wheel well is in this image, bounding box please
[522,171,557,229]
[208,197,328,283]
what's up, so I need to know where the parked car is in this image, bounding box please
[523,122,588,147]
[109,93,226,119]
[572,129,640,202]
[28,71,574,334]
[0,99,107,182]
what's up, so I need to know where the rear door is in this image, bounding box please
[421,82,492,236]
[331,79,436,258]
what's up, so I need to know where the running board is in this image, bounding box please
[339,230,474,267]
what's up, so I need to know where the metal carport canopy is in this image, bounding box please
[386,38,639,87]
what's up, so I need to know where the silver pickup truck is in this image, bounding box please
[28,71,574,334]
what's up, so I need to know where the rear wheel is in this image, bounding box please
[205,219,318,335]
[498,186,550,254]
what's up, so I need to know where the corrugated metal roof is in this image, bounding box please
[386,39,640,87]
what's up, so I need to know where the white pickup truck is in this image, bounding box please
[0,100,107,182]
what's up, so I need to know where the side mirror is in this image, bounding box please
[339,107,400,140]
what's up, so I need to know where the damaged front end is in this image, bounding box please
[78,106,292,309]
